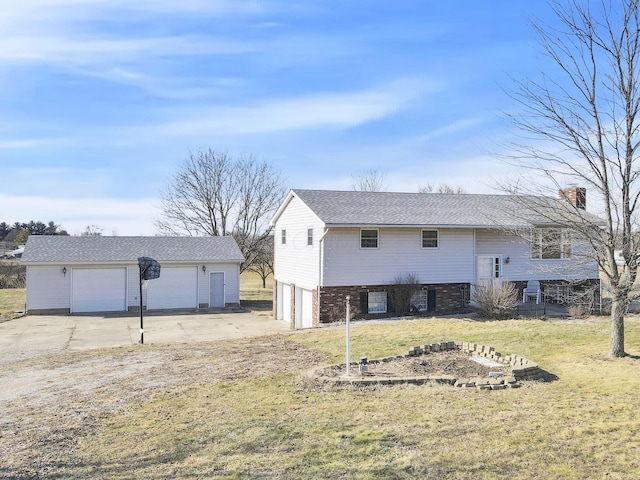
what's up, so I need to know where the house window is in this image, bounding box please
[281,229,286,245]
[307,228,313,246]
[368,291,387,313]
[531,228,571,259]
[421,230,438,248]
[361,229,378,248]
[410,290,428,311]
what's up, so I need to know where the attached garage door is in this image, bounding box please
[301,289,313,329]
[72,268,127,313]
[295,287,314,329]
[281,283,291,324]
[147,266,198,310]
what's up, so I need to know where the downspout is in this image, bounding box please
[317,228,329,325]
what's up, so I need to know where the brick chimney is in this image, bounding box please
[559,186,586,209]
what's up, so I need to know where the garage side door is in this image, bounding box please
[72,268,127,313]
[148,266,198,310]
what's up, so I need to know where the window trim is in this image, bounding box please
[281,228,287,246]
[410,289,428,312]
[360,228,379,249]
[307,227,313,246]
[368,291,387,314]
[530,228,572,260]
[421,229,439,249]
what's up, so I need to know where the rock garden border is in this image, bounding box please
[307,340,545,391]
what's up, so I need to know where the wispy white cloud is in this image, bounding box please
[0,35,258,64]
[2,193,160,236]
[0,0,266,31]
[150,78,441,136]
[0,138,71,149]
[418,117,485,142]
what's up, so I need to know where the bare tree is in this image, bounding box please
[418,184,465,194]
[351,169,387,192]
[505,0,640,357]
[387,273,421,315]
[80,225,103,236]
[248,235,274,288]
[156,149,286,272]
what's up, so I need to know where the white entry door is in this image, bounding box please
[210,272,225,307]
[477,255,501,283]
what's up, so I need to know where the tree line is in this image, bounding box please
[0,221,68,247]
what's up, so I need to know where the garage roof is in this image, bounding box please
[21,236,245,264]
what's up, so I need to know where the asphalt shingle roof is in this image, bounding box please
[21,236,244,264]
[290,189,604,228]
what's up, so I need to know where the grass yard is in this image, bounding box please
[3,315,640,479]
[0,287,25,320]
[239,270,273,301]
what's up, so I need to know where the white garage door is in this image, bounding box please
[72,268,127,313]
[301,289,313,329]
[147,266,198,310]
[282,283,291,324]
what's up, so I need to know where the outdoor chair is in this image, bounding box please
[522,280,541,304]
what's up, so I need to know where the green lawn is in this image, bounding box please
[72,315,640,479]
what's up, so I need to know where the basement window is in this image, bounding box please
[368,291,387,314]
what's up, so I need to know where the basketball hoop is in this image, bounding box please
[142,279,149,289]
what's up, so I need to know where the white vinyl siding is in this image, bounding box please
[323,228,475,286]
[273,195,323,289]
[475,229,598,281]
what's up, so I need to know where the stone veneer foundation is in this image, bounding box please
[308,340,545,390]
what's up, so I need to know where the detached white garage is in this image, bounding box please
[22,236,244,315]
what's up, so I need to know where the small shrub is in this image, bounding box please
[472,279,519,319]
[568,304,589,319]
[0,262,25,289]
[387,273,420,315]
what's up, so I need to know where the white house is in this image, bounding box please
[270,187,601,329]
[21,236,244,314]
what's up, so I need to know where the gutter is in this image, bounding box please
[317,228,330,326]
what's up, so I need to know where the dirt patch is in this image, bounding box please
[360,350,511,378]
[0,334,327,479]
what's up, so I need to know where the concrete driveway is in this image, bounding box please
[0,310,290,360]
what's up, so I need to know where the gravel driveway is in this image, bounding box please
[0,313,309,479]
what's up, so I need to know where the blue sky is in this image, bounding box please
[1,1,556,235]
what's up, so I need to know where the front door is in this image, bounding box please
[476,255,501,283]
